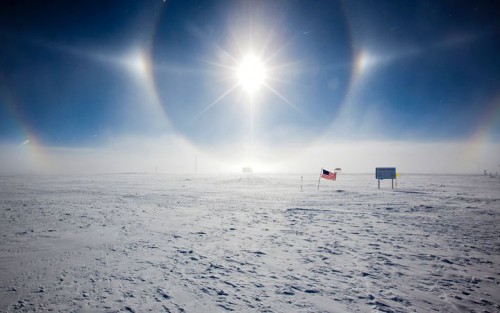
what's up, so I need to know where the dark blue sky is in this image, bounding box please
[0,0,499,148]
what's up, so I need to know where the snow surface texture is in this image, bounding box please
[0,173,499,312]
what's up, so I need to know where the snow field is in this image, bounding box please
[0,173,499,312]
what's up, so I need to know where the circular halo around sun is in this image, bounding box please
[237,55,266,95]
[151,1,353,146]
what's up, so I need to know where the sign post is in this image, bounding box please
[375,167,396,189]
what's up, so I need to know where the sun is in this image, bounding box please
[195,48,299,117]
[237,55,266,95]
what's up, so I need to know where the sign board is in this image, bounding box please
[375,167,396,180]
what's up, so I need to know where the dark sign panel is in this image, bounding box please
[376,167,396,180]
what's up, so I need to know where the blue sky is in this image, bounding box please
[0,0,499,173]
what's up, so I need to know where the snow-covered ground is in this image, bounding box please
[0,173,499,312]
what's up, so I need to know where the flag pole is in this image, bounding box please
[317,168,322,190]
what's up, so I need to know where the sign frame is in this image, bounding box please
[375,167,396,180]
[375,167,397,189]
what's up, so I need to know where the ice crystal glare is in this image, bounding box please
[237,55,265,94]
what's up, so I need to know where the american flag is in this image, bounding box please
[321,168,336,180]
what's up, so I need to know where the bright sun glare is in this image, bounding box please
[237,55,266,94]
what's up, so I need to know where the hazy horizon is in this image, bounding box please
[1,134,498,175]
